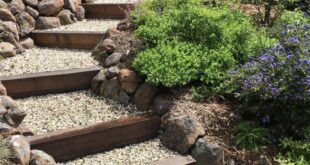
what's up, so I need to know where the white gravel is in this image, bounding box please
[17,90,143,135]
[0,47,98,76]
[38,19,120,32]
[59,138,177,165]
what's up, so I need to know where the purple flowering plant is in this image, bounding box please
[235,24,309,137]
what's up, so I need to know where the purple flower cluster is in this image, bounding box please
[239,24,309,104]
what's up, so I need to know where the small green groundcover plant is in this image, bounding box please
[131,0,275,99]
[0,138,11,164]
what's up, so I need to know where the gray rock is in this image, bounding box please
[105,66,119,79]
[162,115,205,154]
[0,8,16,22]
[15,11,35,37]
[12,126,34,136]
[35,17,61,30]
[29,150,56,165]
[0,42,16,58]
[8,0,25,14]
[26,6,39,18]
[0,95,18,109]
[23,0,38,7]
[133,83,158,111]
[37,0,64,16]
[100,77,130,105]
[74,5,84,21]
[58,9,76,25]
[20,37,34,49]
[4,108,27,127]
[191,138,223,165]
[105,52,122,67]
[91,69,106,95]
[7,135,31,165]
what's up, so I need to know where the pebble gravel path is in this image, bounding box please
[17,90,143,135]
[0,47,98,76]
[59,138,177,165]
[38,19,120,32]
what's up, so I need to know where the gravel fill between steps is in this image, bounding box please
[36,19,120,32]
[58,138,178,165]
[0,47,98,76]
[17,90,144,135]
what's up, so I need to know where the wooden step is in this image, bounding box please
[30,31,104,50]
[28,113,160,162]
[0,67,101,98]
[82,3,133,19]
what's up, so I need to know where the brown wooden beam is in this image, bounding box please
[0,67,101,98]
[149,155,197,165]
[30,31,105,50]
[28,113,160,162]
[82,3,134,19]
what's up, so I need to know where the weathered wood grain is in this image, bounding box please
[0,67,101,98]
[30,31,105,50]
[82,3,133,19]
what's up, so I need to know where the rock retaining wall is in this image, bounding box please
[0,0,85,59]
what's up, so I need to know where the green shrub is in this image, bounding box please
[132,0,275,98]
[234,121,270,152]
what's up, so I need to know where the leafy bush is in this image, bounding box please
[274,10,310,28]
[235,24,309,137]
[132,0,275,98]
[234,121,270,152]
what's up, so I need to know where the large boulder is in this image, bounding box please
[133,83,158,111]
[191,138,224,165]
[162,115,205,154]
[74,5,84,21]
[29,150,56,165]
[8,0,25,14]
[0,8,16,22]
[35,17,61,29]
[7,135,31,165]
[0,0,7,9]
[37,0,64,16]
[118,69,142,94]
[26,6,39,18]
[0,82,7,95]
[100,77,130,105]
[15,11,35,37]
[0,21,19,44]
[0,42,16,58]
[23,0,38,7]
[58,9,76,25]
